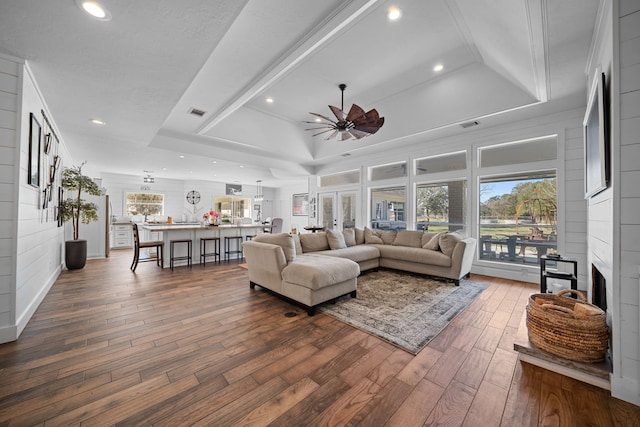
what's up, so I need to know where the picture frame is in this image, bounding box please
[292,193,309,216]
[28,112,41,188]
[225,183,242,196]
[583,66,609,199]
[253,204,261,210]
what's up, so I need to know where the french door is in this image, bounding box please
[318,191,357,231]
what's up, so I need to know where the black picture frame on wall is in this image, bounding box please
[583,66,609,199]
[28,112,41,188]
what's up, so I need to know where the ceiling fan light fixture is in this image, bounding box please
[304,83,384,141]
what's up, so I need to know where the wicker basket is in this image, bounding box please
[526,289,609,363]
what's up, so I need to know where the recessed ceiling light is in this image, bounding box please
[239,165,244,168]
[433,64,444,72]
[162,167,167,171]
[315,118,322,122]
[89,118,106,125]
[76,0,112,21]
[266,97,274,104]
[179,155,185,159]
[387,6,402,21]
[212,160,217,164]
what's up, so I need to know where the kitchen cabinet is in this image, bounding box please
[111,223,133,249]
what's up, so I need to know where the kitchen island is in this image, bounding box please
[142,223,267,268]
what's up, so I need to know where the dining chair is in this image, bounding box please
[130,223,164,272]
[270,217,283,234]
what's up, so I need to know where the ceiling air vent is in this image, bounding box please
[188,108,206,117]
[460,120,480,129]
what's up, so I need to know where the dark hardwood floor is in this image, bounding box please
[0,250,638,426]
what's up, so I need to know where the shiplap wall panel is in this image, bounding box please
[616,2,640,404]
[0,56,17,342]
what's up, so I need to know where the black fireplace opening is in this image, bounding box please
[591,264,607,311]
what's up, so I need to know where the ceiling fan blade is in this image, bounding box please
[340,131,352,141]
[349,129,370,139]
[309,112,337,124]
[305,126,334,131]
[354,117,384,134]
[324,130,339,140]
[312,128,337,137]
[345,104,366,122]
[328,105,345,121]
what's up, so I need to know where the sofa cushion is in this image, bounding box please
[316,245,380,263]
[354,227,365,245]
[254,233,296,261]
[393,230,424,248]
[342,229,356,247]
[282,254,360,290]
[299,232,330,252]
[327,229,347,250]
[376,245,452,267]
[439,232,463,257]
[364,227,383,244]
[422,232,442,250]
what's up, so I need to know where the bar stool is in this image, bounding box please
[224,236,244,262]
[170,239,192,270]
[200,237,220,265]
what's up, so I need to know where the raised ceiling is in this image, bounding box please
[0,0,600,186]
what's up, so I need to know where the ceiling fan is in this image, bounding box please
[304,84,384,141]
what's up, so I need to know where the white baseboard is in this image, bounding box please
[611,376,640,406]
[14,264,61,339]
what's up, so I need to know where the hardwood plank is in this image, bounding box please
[384,378,444,427]
[0,253,637,426]
[463,380,509,427]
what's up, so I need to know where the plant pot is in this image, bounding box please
[65,239,87,270]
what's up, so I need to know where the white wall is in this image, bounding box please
[611,0,640,405]
[0,56,71,343]
[0,55,19,342]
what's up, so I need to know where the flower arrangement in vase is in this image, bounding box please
[202,210,221,226]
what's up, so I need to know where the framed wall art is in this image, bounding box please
[583,66,609,198]
[28,112,41,188]
[292,193,309,216]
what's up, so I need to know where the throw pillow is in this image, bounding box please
[379,230,397,245]
[364,227,383,244]
[342,229,356,247]
[299,232,330,252]
[327,229,347,250]
[393,230,423,248]
[354,228,365,245]
[292,233,303,255]
[422,232,442,250]
[439,232,463,256]
[254,233,296,261]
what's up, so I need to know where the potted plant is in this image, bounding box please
[60,162,101,270]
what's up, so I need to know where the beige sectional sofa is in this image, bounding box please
[242,228,477,315]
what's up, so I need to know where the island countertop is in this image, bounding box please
[141,224,266,232]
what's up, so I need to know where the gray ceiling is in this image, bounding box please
[0,0,600,186]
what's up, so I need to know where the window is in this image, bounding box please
[320,170,360,187]
[214,196,251,224]
[370,162,407,181]
[416,180,466,232]
[415,151,466,175]
[126,192,164,217]
[371,186,406,230]
[479,172,557,265]
[479,136,557,168]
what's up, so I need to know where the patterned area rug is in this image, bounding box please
[317,269,488,354]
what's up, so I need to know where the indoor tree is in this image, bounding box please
[61,162,101,240]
